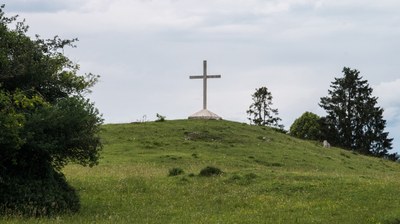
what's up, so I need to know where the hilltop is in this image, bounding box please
[4,119,400,223]
[99,119,398,176]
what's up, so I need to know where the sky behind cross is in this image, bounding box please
[3,0,400,152]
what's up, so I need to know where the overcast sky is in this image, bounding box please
[3,0,400,152]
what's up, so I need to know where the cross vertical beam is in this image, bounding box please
[203,60,207,109]
[189,60,221,110]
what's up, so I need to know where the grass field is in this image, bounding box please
[3,119,400,223]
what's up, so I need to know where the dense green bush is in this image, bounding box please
[0,168,79,216]
[199,166,223,177]
[0,6,102,216]
[290,112,321,140]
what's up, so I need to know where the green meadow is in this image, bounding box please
[3,119,400,223]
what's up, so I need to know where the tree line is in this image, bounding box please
[247,67,396,160]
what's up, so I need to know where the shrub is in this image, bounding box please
[290,112,321,140]
[0,169,79,217]
[199,166,223,177]
[156,113,166,122]
[168,168,184,176]
[0,6,102,216]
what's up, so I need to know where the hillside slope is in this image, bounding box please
[100,119,398,176]
[5,119,400,223]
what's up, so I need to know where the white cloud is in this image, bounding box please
[374,79,400,121]
[375,79,400,105]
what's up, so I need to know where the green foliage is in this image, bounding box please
[155,113,166,122]
[290,112,321,140]
[199,166,223,177]
[0,91,26,154]
[0,168,79,217]
[247,86,284,130]
[168,167,184,176]
[23,96,102,170]
[0,6,102,216]
[319,67,393,156]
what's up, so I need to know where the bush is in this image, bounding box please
[199,166,223,177]
[290,112,321,140]
[0,6,102,216]
[0,169,79,217]
[168,167,184,176]
[156,113,166,122]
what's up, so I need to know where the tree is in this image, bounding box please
[290,112,321,141]
[0,5,102,216]
[247,86,284,130]
[319,67,393,156]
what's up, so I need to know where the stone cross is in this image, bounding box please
[189,60,221,110]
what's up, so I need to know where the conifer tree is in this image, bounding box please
[247,86,284,130]
[319,67,393,156]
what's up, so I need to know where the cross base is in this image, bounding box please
[188,109,222,120]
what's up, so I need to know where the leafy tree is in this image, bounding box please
[319,67,393,156]
[247,86,284,130]
[0,5,102,216]
[290,112,321,140]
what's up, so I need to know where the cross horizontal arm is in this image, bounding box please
[189,75,221,79]
[207,75,221,78]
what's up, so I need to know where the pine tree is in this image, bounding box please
[319,67,393,156]
[247,86,284,130]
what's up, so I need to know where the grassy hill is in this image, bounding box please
[3,119,400,223]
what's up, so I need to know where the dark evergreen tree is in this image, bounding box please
[319,67,393,156]
[0,5,102,216]
[247,86,284,130]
